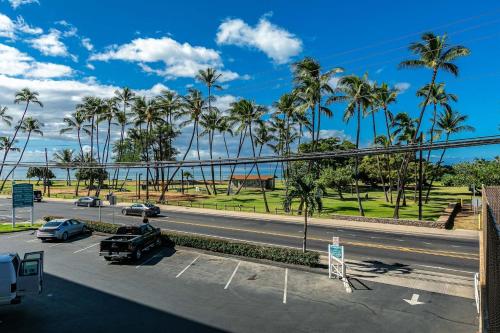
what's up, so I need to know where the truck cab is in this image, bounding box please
[0,251,44,305]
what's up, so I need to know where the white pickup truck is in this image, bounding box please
[0,251,44,305]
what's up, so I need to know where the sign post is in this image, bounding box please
[12,183,34,227]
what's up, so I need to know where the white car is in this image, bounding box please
[0,251,44,305]
[37,219,89,241]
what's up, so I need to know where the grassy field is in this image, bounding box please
[0,223,42,234]
[0,180,475,221]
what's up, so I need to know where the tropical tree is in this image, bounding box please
[424,109,474,202]
[0,117,43,189]
[395,32,470,218]
[200,109,223,194]
[0,106,12,131]
[53,149,74,186]
[332,74,371,216]
[60,111,88,159]
[416,83,457,167]
[284,162,324,252]
[0,88,43,179]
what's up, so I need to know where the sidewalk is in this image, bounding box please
[31,196,479,240]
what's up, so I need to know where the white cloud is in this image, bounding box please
[86,63,95,70]
[394,82,411,93]
[0,43,73,78]
[0,13,15,39]
[216,16,302,64]
[90,36,240,81]
[7,0,39,9]
[81,37,93,51]
[15,16,43,35]
[28,29,70,57]
[24,62,72,78]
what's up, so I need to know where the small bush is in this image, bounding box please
[42,216,320,267]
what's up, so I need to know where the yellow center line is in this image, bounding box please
[158,218,478,260]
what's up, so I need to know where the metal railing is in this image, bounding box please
[480,186,500,332]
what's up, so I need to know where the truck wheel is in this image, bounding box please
[156,237,162,247]
[134,249,142,261]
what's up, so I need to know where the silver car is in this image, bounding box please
[36,219,89,241]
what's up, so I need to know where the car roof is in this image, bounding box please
[0,253,15,263]
[47,218,69,223]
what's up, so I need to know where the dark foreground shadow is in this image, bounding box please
[0,273,226,333]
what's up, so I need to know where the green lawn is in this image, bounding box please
[0,180,473,221]
[0,223,41,234]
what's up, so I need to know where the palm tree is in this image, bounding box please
[196,67,222,118]
[0,88,43,179]
[77,97,101,162]
[332,74,371,216]
[284,163,323,252]
[1,117,43,189]
[0,106,12,130]
[200,109,223,195]
[395,32,470,217]
[53,149,74,186]
[293,57,343,147]
[424,109,474,202]
[416,83,457,168]
[60,111,88,159]
[134,96,163,200]
[367,82,389,202]
[159,89,210,201]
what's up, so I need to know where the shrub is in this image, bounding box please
[162,231,319,267]
[42,216,320,267]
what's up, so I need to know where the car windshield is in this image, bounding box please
[44,221,62,227]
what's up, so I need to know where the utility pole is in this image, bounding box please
[418,133,423,221]
[138,173,141,200]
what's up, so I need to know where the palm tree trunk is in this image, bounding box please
[425,134,449,203]
[249,125,269,213]
[159,123,197,201]
[0,131,31,190]
[303,205,308,253]
[383,106,393,203]
[394,69,438,218]
[196,124,211,195]
[354,104,365,216]
[209,129,217,195]
[372,110,388,202]
[226,127,248,195]
[0,101,30,179]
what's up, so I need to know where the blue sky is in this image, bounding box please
[0,0,499,171]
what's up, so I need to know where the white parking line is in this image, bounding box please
[176,256,200,278]
[283,268,288,304]
[423,242,432,245]
[73,243,99,254]
[25,239,38,243]
[224,261,241,290]
[49,243,62,248]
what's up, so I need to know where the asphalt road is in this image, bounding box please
[0,198,479,275]
[0,231,478,333]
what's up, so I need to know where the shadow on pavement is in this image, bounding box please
[0,273,225,333]
[347,260,412,278]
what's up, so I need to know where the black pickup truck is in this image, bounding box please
[99,224,162,261]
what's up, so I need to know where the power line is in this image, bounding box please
[5,135,500,169]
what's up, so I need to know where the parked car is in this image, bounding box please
[74,196,101,207]
[33,190,42,202]
[36,219,90,241]
[0,251,44,305]
[99,224,162,261]
[121,203,160,217]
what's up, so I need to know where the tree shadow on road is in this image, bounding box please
[347,260,412,278]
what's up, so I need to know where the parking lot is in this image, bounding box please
[0,230,477,333]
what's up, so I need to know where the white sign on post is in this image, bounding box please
[332,237,339,247]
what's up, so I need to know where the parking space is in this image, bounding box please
[0,231,478,333]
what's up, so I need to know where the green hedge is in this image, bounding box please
[42,216,320,267]
[163,231,319,267]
